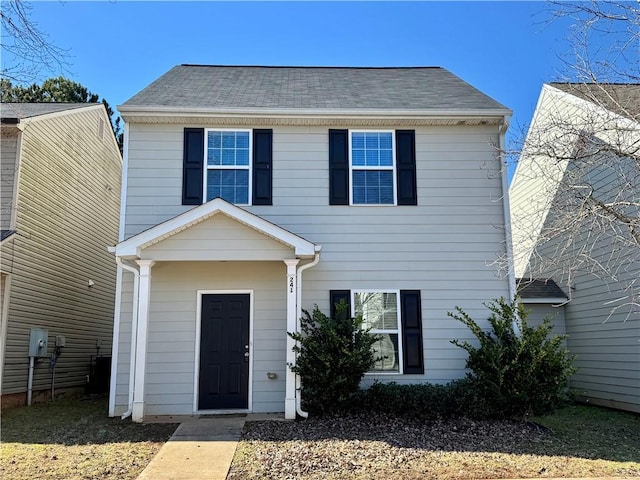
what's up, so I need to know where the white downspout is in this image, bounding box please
[499,117,516,301]
[294,249,321,418]
[116,257,140,420]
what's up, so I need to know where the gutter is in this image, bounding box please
[294,249,321,418]
[118,104,513,119]
[114,256,140,420]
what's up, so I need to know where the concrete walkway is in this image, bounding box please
[136,414,258,480]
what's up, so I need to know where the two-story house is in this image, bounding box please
[1,103,122,407]
[109,65,513,421]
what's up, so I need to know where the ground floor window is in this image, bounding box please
[353,290,401,373]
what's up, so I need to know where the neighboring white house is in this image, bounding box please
[510,83,640,413]
[110,65,514,421]
[0,103,122,407]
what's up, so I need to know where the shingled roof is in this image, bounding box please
[120,65,509,113]
[1,103,95,121]
[517,278,568,300]
[550,83,640,121]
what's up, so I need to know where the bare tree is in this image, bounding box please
[509,1,640,320]
[1,0,69,83]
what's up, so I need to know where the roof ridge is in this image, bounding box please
[179,64,443,70]
[549,81,640,86]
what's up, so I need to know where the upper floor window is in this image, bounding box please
[328,129,416,206]
[350,131,395,205]
[205,129,251,205]
[183,128,272,207]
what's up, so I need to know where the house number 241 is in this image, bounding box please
[289,276,294,293]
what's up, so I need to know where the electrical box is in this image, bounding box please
[28,328,48,357]
[55,336,66,347]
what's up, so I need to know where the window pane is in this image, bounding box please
[352,170,394,204]
[352,171,366,203]
[365,133,378,150]
[221,149,235,166]
[236,131,249,148]
[365,149,379,166]
[355,292,398,330]
[236,148,249,166]
[379,133,392,149]
[235,170,249,204]
[209,131,222,148]
[222,132,236,148]
[352,149,365,166]
[379,148,393,166]
[207,148,221,166]
[206,169,249,204]
[371,334,399,372]
[352,132,365,149]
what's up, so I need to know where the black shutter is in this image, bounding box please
[396,130,417,205]
[329,129,349,205]
[252,129,273,205]
[400,290,424,374]
[330,290,351,320]
[182,128,204,205]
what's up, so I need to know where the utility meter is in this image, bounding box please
[28,328,48,357]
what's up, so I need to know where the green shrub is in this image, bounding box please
[352,382,454,420]
[288,301,380,416]
[449,297,577,419]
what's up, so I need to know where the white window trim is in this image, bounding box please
[348,130,397,206]
[351,289,403,375]
[193,290,254,414]
[203,128,253,206]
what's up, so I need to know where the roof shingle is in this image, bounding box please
[0,103,95,120]
[121,65,509,112]
[550,83,640,120]
[517,278,568,300]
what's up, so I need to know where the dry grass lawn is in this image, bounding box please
[0,395,178,480]
[2,395,638,480]
[227,405,640,479]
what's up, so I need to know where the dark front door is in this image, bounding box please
[199,294,250,410]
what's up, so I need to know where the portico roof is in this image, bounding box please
[111,198,319,259]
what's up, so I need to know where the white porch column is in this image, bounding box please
[283,259,300,419]
[132,259,154,423]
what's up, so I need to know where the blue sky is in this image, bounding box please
[22,1,576,150]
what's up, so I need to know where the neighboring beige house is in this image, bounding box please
[511,83,640,413]
[1,103,122,407]
[110,65,514,422]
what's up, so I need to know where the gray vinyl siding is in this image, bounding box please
[114,122,511,414]
[1,107,122,395]
[527,227,640,412]
[0,128,18,231]
[142,213,293,261]
[523,304,566,338]
[563,266,639,412]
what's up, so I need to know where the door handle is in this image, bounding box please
[244,352,250,361]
